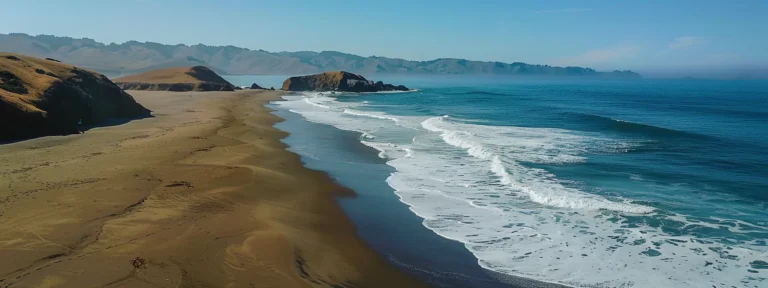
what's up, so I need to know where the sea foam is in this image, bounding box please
[274,92,768,288]
[421,116,653,213]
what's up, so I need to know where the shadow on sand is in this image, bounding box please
[0,114,155,146]
[80,114,155,133]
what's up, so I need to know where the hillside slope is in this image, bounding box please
[0,53,150,141]
[0,33,642,78]
[114,66,235,92]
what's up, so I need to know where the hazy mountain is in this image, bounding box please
[0,33,641,78]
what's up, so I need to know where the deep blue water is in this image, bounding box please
[232,75,768,288]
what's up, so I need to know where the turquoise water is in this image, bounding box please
[231,76,768,287]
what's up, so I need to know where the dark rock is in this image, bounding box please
[35,68,46,75]
[249,83,265,89]
[269,87,275,90]
[4,55,20,61]
[281,71,409,92]
[198,82,234,91]
[45,57,61,62]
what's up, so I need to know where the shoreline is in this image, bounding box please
[271,102,574,288]
[0,90,424,287]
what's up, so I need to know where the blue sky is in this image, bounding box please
[1,0,766,75]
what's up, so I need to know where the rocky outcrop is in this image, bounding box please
[0,53,150,141]
[281,71,409,92]
[249,83,265,89]
[114,66,235,92]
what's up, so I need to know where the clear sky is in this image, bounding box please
[1,0,766,76]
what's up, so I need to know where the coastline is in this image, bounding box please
[0,90,424,287]
[269,98,572,288]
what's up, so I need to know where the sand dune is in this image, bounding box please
[0,90,423,287]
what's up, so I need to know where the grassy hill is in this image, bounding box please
[113,66,235,92]
[0,53,150,141]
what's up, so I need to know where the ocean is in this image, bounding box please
[227,75,768,288]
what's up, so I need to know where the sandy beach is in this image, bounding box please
[0,90,424,287]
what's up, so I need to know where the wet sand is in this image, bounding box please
[0,90,425,287]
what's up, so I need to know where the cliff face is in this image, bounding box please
[114,66,235,92]
[282,71,409,92]
[0,53,150,141]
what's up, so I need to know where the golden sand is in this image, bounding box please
[0,90,424,288]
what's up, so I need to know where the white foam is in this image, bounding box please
[303,97,331,109]
[388,133,765,287]
[362,141,388,159]
[361,141,412,159]
[275,92,768,288]
[361,132,375,139]
[363,89,419,94]
[422,116,653,213]
[343,108,400,124]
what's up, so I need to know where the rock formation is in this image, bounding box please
[281,71,409,92]
[114,66,235,92]
[0,53,150,141]
[249,83,265,89]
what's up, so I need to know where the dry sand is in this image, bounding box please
[0,90,425,288]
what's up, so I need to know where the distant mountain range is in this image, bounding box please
[0,33,641,78]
